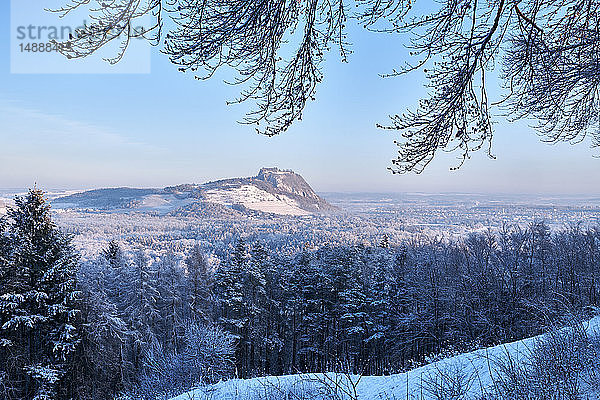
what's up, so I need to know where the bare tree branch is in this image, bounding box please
[51,0,600,172]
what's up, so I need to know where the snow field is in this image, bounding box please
[171,316,600,400]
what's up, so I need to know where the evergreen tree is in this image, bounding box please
[77,258,128,399]
[156,250,185,350]
[297,249,329,371]
[251,242,283,374]
[101,240,129,313]
[0,189,82,400]
[282,250,311,373]
[244,242,268,374]
[184,245,213,324]
[102,240,126,269]
[214,240,248,376]
[364,247,392,374]
[120,249,160,381]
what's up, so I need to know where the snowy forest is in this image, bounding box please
[2,189,600,399]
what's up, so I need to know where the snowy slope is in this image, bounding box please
[52,168,335,217]
[204,185,310,216]
[170,317,600,400]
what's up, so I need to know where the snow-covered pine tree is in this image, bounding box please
[0,216,8,287]
[244,242,268,374]
[297,248,329,371]
[77,257,129,399]
[364,247,393,374]
[0,188,82,400]
[250,242,282,374]
[155,250,185,350]
[101,240,129,312]
[282,249,312,373]
[102,240,126,269]
[328,246,368,371]
[184,244,213,324]
[122,249,160,375]
[213,239,248,376]
[0,213,11,398]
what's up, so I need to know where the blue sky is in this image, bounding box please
[1,1,598,194]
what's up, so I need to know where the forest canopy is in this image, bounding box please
[2,190,600,399]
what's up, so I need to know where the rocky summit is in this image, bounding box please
[53,168,336,216]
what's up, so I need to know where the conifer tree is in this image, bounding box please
[214,240,249,376]
[244,242,268,374]
[0,188,82,400]
[101,240,129,313]
[156,250,185,350]
[184,245,213,324]
[123,249,160,374]
[77,257,128,399]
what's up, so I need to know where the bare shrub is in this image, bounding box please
[420,360,478,400]
[129,322,235,399]
[255,371,362,400]
[489,318,600,400]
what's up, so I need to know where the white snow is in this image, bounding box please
[204,185,310,216]
[0,198,11,216]
[45,189,86,199]
[243,201,309,216]
[170,317,600,400]
[136,194,196,215]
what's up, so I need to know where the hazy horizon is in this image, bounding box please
[2,182,600,198]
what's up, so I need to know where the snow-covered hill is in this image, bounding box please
[170,316,600,400]
[203,184,311,216]
[52,168,336,217]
